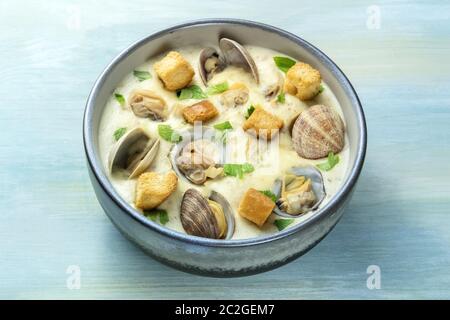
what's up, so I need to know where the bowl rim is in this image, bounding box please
[83,18,367,248]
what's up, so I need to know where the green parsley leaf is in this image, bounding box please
[114,93,125,106]
[317,152,340,171]
[223,163,255,179]
[245,105,255,119]
[258,190,277,203]
[273,56,296,73]
[177,85,207,100]
[207,82,229,95]
[213,121,233,131]
[277,91,285,103]
[133,70,152,81]
[144,209,169,225]
[113,127,127,141]
[158,124,182,143]
[274,219,294,231]
[318,84,325,94]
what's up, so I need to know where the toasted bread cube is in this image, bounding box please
[135,171,178,210]
[243,105,283,140]
[238,188,275,227]
[284,62,321,101]
[182,100,219,124]
[154,51,194,91]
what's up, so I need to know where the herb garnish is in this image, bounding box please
[213,121,233,131]
[317,152,340,171]
[277,91,285,103]
[177,85,207,100]
[207,82,229,95]
[144,209,169,225]
[114,93,125,106]
[223,163,255,179]
[258,190,277,203]
[158,124,182,143]
[273,56,296,73]
[245,105,255,119]
[113,127,127,141]
[274,219,294,231]
[133,70,152,82]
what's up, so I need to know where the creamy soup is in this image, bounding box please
[99,43,349,240]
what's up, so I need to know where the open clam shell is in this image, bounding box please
[219,38,259,84]
[272,166,326,218]
[180,188,235,239]
[108,127,160,179]
[169,127,224,185]
[198,38,259,85]
[198,47,226,85]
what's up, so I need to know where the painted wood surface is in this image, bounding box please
[0,0,449,299]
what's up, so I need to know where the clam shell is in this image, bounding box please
[180,189,235,239]
[219,38,259,84]
[108,127,160,179]
[272,165,326,218]
[292,104,345,159]
[198,47,225,85]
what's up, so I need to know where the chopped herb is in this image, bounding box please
[213,121,233,131]
[158,124,182,143]
[273,56,296,73]
[223,163,255,179]
[114,93,125,106]
[216,130,229,144]
[144,209,169,225]
[245,105,255,119]
[207,82,229,95]
[317,152,340,171]
[318,84,325,94]
[113,127,127,141]
[258,190,277,203]
[133,70,152,81]
[274,219,294,231]
[277,91,285,103]
[177,85,207,100]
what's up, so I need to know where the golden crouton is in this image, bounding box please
[284,62,321,101]
[135,171,178,210]
[243,105,283,140]
[238,188,275,227]
[154,51,194,91]
[182,100,219,124]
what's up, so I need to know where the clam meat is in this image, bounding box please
[128,89,167,121]
[170,130,224,185]
[108,127,160,179]
[291,104,345,159]
[272,166,326,217]
[180,188,235,239]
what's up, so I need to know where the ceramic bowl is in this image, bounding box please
[83,19,367,277]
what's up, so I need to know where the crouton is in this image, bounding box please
[238,188,275,227]
[284,62,321,101]
[182,100,219,124]
[154,51,194,91]
[242,105,283,140]
[135,171,178,210]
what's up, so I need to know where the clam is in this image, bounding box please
[272,166,326,218]
[128,89,166,121]
[108,127,160,179]
[219,83,249,108]
[291,104,345,159]
[198,38,259,85]
[169,128,224,185]
[264,73,284,101]
[198,47,226,85]
[180,188,235,239]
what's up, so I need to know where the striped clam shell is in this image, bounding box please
[292,104,345,159]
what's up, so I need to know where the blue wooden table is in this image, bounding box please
[1,0,449,299]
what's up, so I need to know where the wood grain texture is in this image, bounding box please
[1,0,449,299]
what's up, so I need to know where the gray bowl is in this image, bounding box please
[83,19,367,277]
